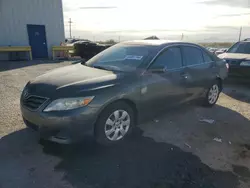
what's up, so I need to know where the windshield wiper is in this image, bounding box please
[92,65,124,72]
[92,65,111,71]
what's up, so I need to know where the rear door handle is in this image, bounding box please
[211,62,216,68]
[180,72,188,79]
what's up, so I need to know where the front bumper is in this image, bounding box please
[21,104,100,144]
[228,66,250,79]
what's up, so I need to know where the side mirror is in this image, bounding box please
[72,60,84,65]
[81,59,86,64]
[149,65,167,73]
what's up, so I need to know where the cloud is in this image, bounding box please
[103,29,197,34]
[191,25,250,42]
[63,5,73,12]
[62,0,76,12]
[62,0,250,42]
[65,27,250,42]
[62,4,117,13]
[79,6,117,9]
[199,0,250,8]
[215,12,250,18]
[203,26,242,31]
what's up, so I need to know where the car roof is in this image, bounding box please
[121,40,184,46]
[239,41,250,43]
[242,38,250,42]
[121,40,201,48]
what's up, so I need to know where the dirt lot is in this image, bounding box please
[0,61,250,188]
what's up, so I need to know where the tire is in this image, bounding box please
[203,81,221,107]
[94,101,135,146]
[39,138,54,147]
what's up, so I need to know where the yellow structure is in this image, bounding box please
[52,46,74,60]
[0,46,32,60]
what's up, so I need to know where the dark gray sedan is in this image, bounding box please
[21,40,228,145]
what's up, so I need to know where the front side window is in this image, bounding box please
[182,46,204,66]
[85,44,150,72]
[150,47,182,70]
[227,42,250,54]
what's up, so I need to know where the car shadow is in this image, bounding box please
[1,105,250,188]
[223,82,250,104]
[42,130,238,188]
[0,60,68,72]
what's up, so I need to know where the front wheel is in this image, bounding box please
[203,82,221,107]
[94,102,135,146]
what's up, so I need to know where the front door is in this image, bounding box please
[140,46,187,116]
[27,24,48,59]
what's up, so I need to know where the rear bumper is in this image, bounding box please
[21,105,100,144]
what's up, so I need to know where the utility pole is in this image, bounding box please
[238,26,242,41]
[180,33,184,41]
[68,18,73,39]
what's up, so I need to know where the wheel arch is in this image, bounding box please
[215,76,223,91]
[95,98,139,126]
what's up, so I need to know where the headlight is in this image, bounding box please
[240,61,250,66]
[43,96,94,112]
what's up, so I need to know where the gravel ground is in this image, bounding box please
[0,61,250,188]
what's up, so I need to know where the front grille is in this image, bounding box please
[22,95,48,110]
[226,59,241,65]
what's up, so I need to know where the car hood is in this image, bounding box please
[218,53,250,60]
[28,63,121,97]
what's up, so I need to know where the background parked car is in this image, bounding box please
[66,40,112,60]
[218,39,250,80]
[66,40,91,56]
[215,48,228,56]
[74,42,112,60]
[208,47,218,53]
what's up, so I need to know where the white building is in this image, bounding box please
[0,0,65,60]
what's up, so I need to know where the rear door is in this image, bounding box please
[181,45,216,99]
[140,46,187,114]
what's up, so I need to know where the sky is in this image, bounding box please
[62,0,250,42]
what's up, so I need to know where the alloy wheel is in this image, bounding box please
[104,110,131,141]
[208,84,219,104]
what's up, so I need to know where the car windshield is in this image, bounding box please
[227,42,250,54]
[84,44,150,72]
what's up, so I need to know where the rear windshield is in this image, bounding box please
[85,44,150,72]
[227,42,250,54]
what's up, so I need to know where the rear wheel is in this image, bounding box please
[94,102,135,146]
[203,81,221,107]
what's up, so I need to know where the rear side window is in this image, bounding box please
[182,46,204,66]
[150,47,182,70]
[202,51,213,62]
